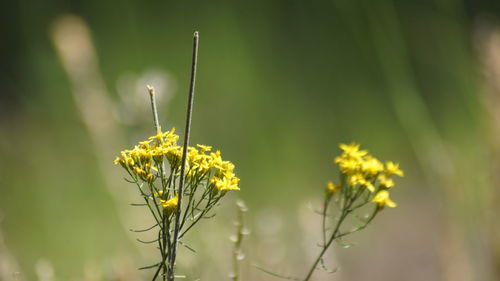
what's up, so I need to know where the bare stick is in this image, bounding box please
[147,85,162,134]
[147,85,169,281]
[168,31,199,281]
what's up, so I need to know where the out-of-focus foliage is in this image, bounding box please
[1,0,500,280]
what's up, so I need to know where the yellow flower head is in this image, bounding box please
[113,157,122,165]
[325,181,339,195]
[211,176,240,191]
[133,166,146,175]
[197,144,212,152]
[348,173,375,192]
[115,127,240,194]
[372,190,397,208]
[139,140,153,149]
[337,158,360,174]
[385,161,404,177]
[154,190,164,198]
[210,150,223,168]
[149,127,179,144]
[339,142,368,159]
[378,174,394,188]
[361,156,384,176]
[161,194,179,213]
[332,142,402,193]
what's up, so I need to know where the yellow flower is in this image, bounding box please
[148,128,179,147]
[337,158,359,174]
[149,127,164,141]
[372,190,397,208]
[378,174,394,188]
[138,149,153,161]
[210,150,223,168]
[166,146,182,168]
[348,173,375,192]
[364,181,375,192]
[339,142,368,159]
[161,194,179,213]
[361,156,384,176]
[190,156,211,174]
[325,181,339,195]
[227,177,240,191]
[144,162,158,171]
[119,151,135,167]
[197,144,212,152]
[139,140,153,149]
[133,166,147,175]
[385,161,404,177]
[211,176,240,191]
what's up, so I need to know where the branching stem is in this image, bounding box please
[303,186,376,281]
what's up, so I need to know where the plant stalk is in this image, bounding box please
[167,31,199,281]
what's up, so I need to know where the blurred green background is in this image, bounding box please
[1,0,500,280]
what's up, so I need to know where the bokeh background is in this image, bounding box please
[1,0,500,280]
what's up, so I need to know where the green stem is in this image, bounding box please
[303,210,348,281]
[303,184,366,281]
[321,196,330,247]
[168,31,199,281]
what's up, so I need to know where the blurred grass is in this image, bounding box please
[1,0,500,280]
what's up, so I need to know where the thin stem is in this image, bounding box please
[168,31,199,281]
[146,182,164,227]
[180,177,198,230]
[152,246,170,281]
[126,171,161,226]
[336,207,379,240]
[129,223,159,233]
[147,85,162,134]
[321,196,330,246]
[179,196,220,239]
[303,210,347,281]
[147,78,168,281]
[254,264,301,281]
[303,187,365,281]
[148,86,167,184]
[162,216,169,280]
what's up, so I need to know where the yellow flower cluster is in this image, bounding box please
[161,194,179,214]
[189,146,240,192]
[329,142,403,208]
[114,128,240,199]
[114,128,179,181]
